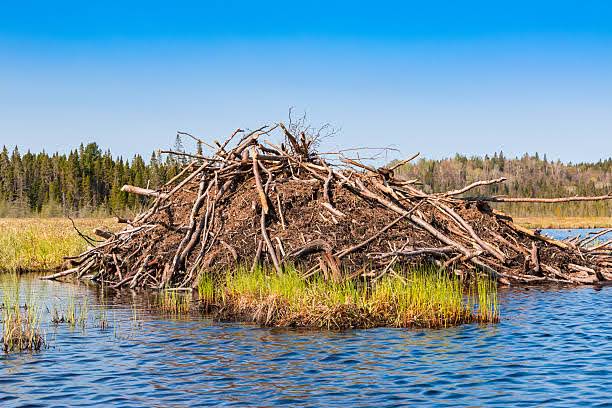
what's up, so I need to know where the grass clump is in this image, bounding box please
[0,218,116,273]
[1,274,45,352]
[476,276,499,323]
[199,265,499,329]
[158,290,192,315]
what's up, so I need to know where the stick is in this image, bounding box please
[580,228,611,247]
[261,210,282,275]
[372,246,456,259]
[444,177,507,196]
[252,147,270,214]
[463,194,612,203]
[387,152,420,172]
[335,206,417,259]
[250,240,264,273]
[276,193,287,230]
[40,267,79,280]
[121,185,167,198]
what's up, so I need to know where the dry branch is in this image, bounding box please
[57,122,611,289]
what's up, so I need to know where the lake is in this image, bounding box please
[1,229,610,407]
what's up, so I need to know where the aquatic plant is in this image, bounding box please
[1,274,46,352]
[95,297,110,330]
[205,265,499,329]
[197,272,216,306]
[476,275,500,323]
[158,290,192,315]
[78,297,89,329]
[50,305,66,324]
[65,295,77,326]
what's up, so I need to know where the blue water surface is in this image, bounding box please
[1,231,611,407]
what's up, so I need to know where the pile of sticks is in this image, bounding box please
[43,124,612,288]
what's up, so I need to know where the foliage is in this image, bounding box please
[394,152,611,217]
[0,144,608,218]
[0,143,181,217]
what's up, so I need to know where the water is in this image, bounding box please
[1,234,611,407]
[541,228,608,242]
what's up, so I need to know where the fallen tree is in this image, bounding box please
[43,124,612,287]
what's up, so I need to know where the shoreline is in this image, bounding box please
[1,216,608,277]
[513,216,611,229]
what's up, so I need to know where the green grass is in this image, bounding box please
[198,265,499,329]
[1,273,45,352]
[158,290,192,315]
[0,218,117,273]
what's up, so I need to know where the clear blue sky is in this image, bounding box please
[1,1,611,162]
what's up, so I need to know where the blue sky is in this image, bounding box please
[1,1,611,162]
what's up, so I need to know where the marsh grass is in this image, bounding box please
[158,290,192,315]
[199,265,499,329]
[65,295,77,326]
[95,300,110,330]
[52,292,91,330]
[514,216,612,229]
[476,276,500,323]
[0,218,117,272]
[1,274,45,352]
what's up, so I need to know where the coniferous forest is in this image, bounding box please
[0,141,609,218]
[0,142,181,217]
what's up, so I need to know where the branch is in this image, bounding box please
[463,193,612,203]
[444,177,507,196]
[387,152,420,172]
[121,185,167,198]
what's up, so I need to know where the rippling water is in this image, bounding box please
[1,232,611,407]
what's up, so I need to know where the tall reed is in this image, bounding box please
[1,274,45,352]
[198,265,499,329]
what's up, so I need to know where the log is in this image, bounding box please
[289,239,333,259]
[530,242,540,273]
[40,267,79,280]
[444,177,507,196]
[121,185,166,198]
[252,148,270,214]
[93,228,113,239]
[464,194,612,203]
[504,222,571,250]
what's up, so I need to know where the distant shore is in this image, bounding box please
[514,216,611,229]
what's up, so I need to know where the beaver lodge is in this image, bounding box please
[44,123,612,329]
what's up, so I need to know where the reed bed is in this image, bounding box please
[198,266,499,329]
[0,218,116,272]
[514,216,612,229]
[1,274,45,352]
[158,290,192,315]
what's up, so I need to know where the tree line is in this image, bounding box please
[394,152,611,217]
[0,142,183,217]
[0,144,609,218]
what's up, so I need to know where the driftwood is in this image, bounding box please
[42,122,612,288]
[463,194,612,203]
[121,184,167,198]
